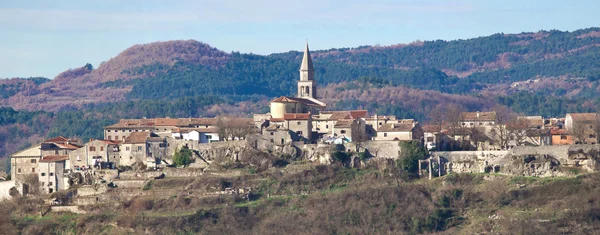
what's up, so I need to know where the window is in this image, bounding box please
[590,134,596,138]
[17,168,21,173]
[115,136,119,140]
[41,173,46,176]
[207,135,212,139]
[561,135,567,140]
[107,136,111,140]
[55,150,59,155]
[49,188,53,193]
[126,147,130,151]
[89,146,96,151]
[297,122,301,125]
[341,130,346,134]
[384,133,388,137]
[48,182,53,186]
[137,146,142,151]
[326,125,329,129]
[270,139,274,143]
[41,182,45,186]
[107,130,111,132]
[281,139,285,145]
[270,132,274,136]
[122,136,126,140]
[32,168,35,173]
[31,159,36,163]
[100,146,104,151]
[129,130,132,132]
[159,143,165,148]
[379,122,382,126]
[205,125,209,128]
[297,131,303,136]
[49,173,54,176]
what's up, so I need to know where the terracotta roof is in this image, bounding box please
[379,123,414,132]
[155,118,179,126]
[54,143,81,150]
[422,125,441,133]
[105,119,156,129]
[334,119,354,128]
[568,113,596,122]
[550,128,569,135]
[123,131,152,144]
[283,113,311,120]
[97,139,118,145]
[271,96,325,107]
[44,136,69,143]
[460,112,496,122]
[40,155,69,163]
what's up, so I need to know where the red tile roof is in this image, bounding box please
[321,110,369,120]
[40,155,69,163]
[283,113,311,120]
[568,113,596,122]
[422,125,441,133]
[123,131,152,144]
[379,123,414,132]
[155,118,180,126]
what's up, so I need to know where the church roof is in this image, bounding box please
[300,43,314,71]
[271,96,325,107]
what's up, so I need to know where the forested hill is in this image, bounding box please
[1,27,600,111]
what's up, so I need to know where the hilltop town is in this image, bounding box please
[2,43,600,233]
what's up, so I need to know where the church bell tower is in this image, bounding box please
[298,43,317,99]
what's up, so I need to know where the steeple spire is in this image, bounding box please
[300,42,314,72]
[298,42,317,98]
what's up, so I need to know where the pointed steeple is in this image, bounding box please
[300,42,314,71]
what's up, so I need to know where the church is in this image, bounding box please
[254,43,423,145]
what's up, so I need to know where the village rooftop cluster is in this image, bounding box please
[5,43,597,196]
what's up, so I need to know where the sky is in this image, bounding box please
[0,0,598,79]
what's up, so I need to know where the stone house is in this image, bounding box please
[375,123,424,141]
[331,118,367,144]
[364,115,399,138]
[422,125,442,150]
[68,139,120,170]
[9,144,41,195]
[459,111,496,128]
[119,132,167,167]
[313,110,369,138]
[104,117,220,141]
[565,113,598,144]
[38,155,68,194]
[263,125,296,146]
[551,128,574,145]
[270,113,313,143]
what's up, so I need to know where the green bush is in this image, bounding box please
[332,151,351,166]
[173,147,193,167]
[398,140,429,178]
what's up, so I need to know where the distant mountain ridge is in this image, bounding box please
[2,27,600,111]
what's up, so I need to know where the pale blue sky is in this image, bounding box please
[0,0,598,79]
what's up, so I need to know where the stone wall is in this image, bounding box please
[431,145,600,177]
[112,180,146,188]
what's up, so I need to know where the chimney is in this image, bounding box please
[477,111,480,118]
